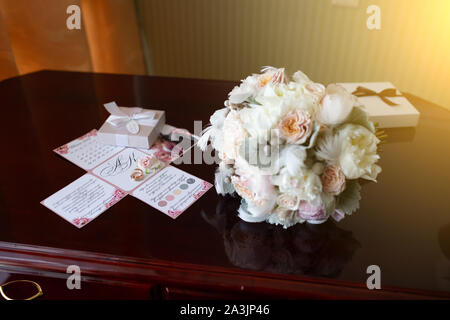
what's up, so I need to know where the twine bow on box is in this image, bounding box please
[104,102,159,134]
[352,86,403,106]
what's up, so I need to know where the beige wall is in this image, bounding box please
[138,0,450,110]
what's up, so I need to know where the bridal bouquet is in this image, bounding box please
[198,67,383,228]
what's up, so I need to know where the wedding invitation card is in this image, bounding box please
[54,129,124,170]
[132,165,212,219]
[91,148,166,192]
[46,128,212,227]
[41,174,126,228]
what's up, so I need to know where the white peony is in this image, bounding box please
[315,124,381,181]
[238,103,281,143]
[271,167,322,203]
[316,84,355,125]
[337,124,381,181]
[255,82,318,116]
[232,173,277,218]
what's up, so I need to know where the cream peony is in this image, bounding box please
[316,84,355,125]
[337,124,381,181]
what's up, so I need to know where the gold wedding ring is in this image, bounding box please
[0,280,43,300]
[130,168,145,181]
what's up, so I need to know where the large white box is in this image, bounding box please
[338,82,420,128]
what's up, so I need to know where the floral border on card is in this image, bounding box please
[78,129,98,140]
[105,189,127,209]
[193,181,213,200]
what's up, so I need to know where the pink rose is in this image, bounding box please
[297,201,328,223]
[137,155,157,170]
[155,150,171,162]
[277,110,312,144]
[321,164,346,195]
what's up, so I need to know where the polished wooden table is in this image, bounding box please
[0,70,449,299]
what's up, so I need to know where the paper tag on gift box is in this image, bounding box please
[98,102,166,149]
[338,82,420,128]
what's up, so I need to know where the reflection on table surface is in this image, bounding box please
[202,196,360,278]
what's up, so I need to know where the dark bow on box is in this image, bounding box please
[352,86,403,106]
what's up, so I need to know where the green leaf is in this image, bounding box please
[321,192,336,215]
[246,96,262,106]
[336,180,361,215]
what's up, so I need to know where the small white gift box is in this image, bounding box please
[98,102,165,149]
[338,82,420,128]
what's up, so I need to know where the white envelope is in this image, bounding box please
[338,82,420,128]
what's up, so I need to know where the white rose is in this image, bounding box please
[337,124,381,181]
[316,84,355,125]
